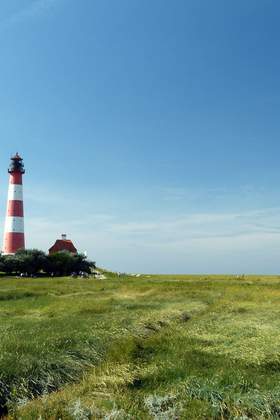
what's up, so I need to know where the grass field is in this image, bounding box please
[1,273,280,419]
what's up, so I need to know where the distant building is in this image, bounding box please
[49,234,78,255]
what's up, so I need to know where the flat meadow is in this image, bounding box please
[1,273,280,419]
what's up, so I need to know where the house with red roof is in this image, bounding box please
[49,234,78,255]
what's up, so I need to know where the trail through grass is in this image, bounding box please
[1,274,280,418]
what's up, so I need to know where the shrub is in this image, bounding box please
[0,249,95,277]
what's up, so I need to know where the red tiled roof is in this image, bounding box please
[49,239,77,254]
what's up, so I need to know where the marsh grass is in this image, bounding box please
[1,274,280,418]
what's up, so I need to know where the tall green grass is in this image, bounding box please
[1,274,280,418]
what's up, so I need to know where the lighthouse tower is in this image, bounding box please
[3,153,25,255]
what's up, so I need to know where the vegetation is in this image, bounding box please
[1,274,280,418]
[0,249,95,276]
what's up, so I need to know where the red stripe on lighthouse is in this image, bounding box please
[10,173,23,185]
[7,200,24,217]
[3,233,25,254]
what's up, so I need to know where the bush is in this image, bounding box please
[0,249,96,277]
[16,249,48,275]
[45,251,94,276]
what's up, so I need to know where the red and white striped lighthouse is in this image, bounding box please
[3,153,25,254]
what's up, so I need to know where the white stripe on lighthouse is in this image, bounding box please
[8,184,23,201]
[5,217,24,233]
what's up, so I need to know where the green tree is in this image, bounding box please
[1,255,21,274]
[15,249,48,275]
[45,252,95,276]
[0,249,95,277]
[45,251,76,276]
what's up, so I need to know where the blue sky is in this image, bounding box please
[0,0,280,273]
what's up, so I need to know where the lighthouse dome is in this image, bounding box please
[9,153,25,174]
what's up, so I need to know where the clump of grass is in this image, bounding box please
[232,306,249,314]
[144,394,181,419]
[103,405,130,420]
[180,312,192,322]
[67,399,94,419]
[262,356,280,372]
[0,291,40,301]
[67,400,129,420]
[184,377,280,418]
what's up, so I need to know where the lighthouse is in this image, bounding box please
[3,153,25,255]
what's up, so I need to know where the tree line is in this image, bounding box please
[0,249,96,276]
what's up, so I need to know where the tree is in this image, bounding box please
[15,249,48,275]
[45,251,75,276]
[1,255,21,274]
[0,249,96,277]
[72,253,95,274]
[45,252,94,276]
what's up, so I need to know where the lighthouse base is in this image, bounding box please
[3,232,25,255]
